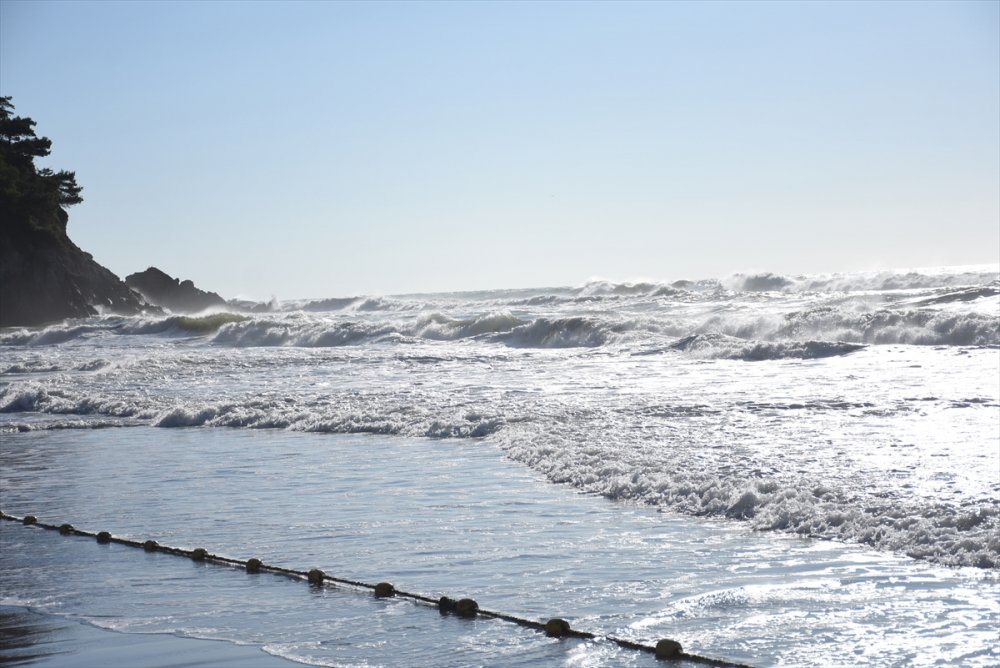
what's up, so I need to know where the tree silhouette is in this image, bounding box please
[0,96,84,216]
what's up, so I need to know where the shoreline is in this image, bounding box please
[0,605,305,668]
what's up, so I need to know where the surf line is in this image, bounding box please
[0,511,752,667]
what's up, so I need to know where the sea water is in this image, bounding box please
[1,265,998,666]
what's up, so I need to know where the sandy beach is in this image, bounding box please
[0,606,302,668]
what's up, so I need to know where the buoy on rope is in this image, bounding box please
[655,638,683,659]
[455,598,479,618]
[0,513,754,668]
[545,618,571,638]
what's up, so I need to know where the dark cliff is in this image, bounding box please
[1,204,152,328]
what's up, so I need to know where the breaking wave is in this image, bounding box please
[210,318,399,347]
[3,308,994,353]
[0,324,110,346]
[123,313,249,335]
[200,309,996,351]
[497,419,1000,570]
[501,317,634,348]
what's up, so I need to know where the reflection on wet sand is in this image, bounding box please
[0,607,71,666]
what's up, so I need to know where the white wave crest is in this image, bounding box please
[0,324,107,346]
[0,385,152,418]
[670,334,865,360]
[414,312,526,341]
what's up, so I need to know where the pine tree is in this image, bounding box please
[0,96,84,218]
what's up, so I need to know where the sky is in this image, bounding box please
[1,0,998,299]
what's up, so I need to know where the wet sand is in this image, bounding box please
[0,606,303,667]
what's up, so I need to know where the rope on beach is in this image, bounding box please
[0,511,752,667]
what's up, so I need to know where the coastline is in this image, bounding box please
[0,605,304,668]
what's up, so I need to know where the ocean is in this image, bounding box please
[1,265,998,667]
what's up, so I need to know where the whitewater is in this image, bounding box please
[1,265,998,666]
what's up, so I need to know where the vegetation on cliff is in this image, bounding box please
[1,96,83,224]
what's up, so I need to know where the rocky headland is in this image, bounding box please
[0,97,241,328]
[0,97,154,327]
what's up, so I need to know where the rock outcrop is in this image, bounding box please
[0,207,152,327]
[125,267,227,313]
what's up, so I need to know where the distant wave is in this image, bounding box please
[794,268,1000,293]
[698,308,1000,347]
[908,285,1000,306]
[579,266,1000,297]
[668,334,865,361]
[730,273,795,292]
[578,280,664,297]
[297,295,418,313]
[576,278,720,298]
[300,297,360,311]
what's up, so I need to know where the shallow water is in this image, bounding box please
[1,428,996,667]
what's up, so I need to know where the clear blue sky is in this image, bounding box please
[2,0,998,299]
